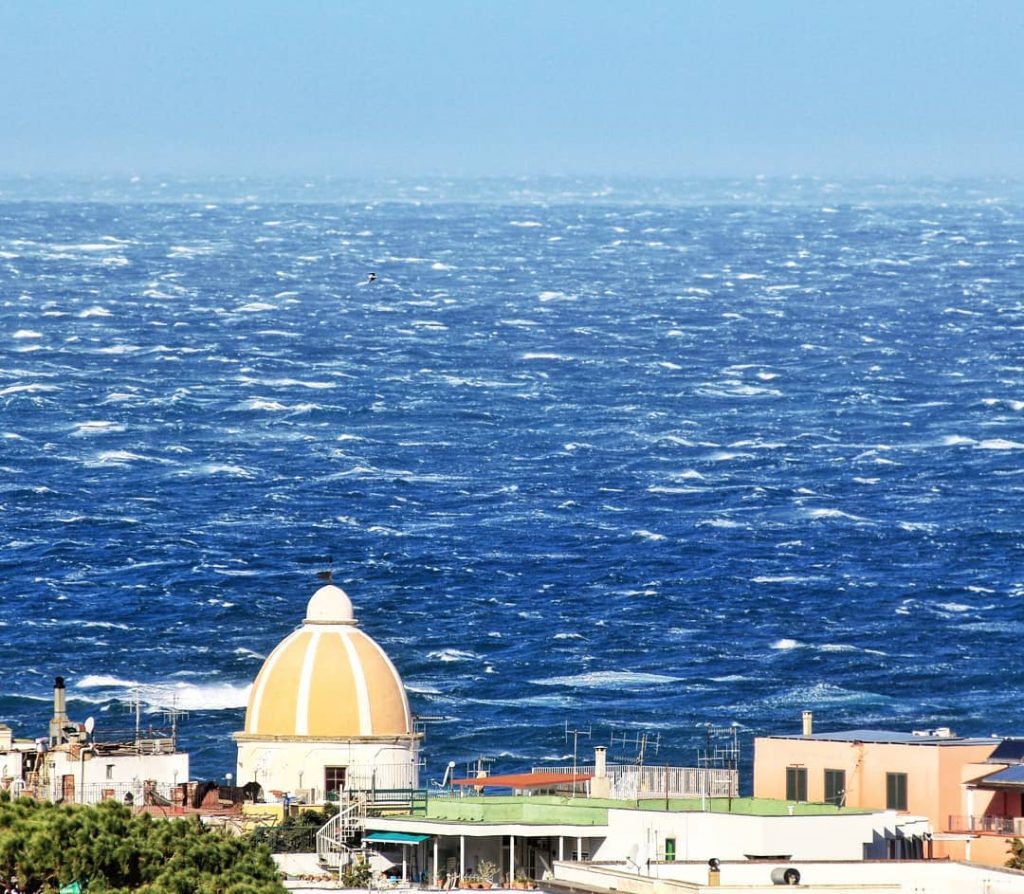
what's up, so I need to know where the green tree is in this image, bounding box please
[1007,837,1024,870]
[0,799,284,894]
[341,857,371,888]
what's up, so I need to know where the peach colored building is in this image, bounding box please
[752,714,1024,865]
[955,738,1024,866]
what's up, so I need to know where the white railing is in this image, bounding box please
[342,762,419,792]
[72,781,178,806]
[534,764,738,799]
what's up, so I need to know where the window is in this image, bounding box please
[664,838,676,861]
[785,766,807,802]
[886,772,908,811]
[824,769,846,807]
[325,766,347,800]
[105,764,115,781]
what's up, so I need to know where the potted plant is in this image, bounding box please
[476,860,499,889]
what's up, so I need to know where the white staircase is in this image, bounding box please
[316,796,367,870]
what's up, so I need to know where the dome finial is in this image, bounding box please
[305,582,355,625]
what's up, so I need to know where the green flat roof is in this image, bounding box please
[393,795,871,826]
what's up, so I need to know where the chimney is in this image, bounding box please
[50,676,68,745]
[802,710,814,737]
[590,746,610,798]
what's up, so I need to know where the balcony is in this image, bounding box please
[947,814,1024,835]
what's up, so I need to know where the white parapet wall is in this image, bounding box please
[594,807,927,863]
[552,858,1024,894]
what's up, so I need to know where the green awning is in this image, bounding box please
[364,832,431,845]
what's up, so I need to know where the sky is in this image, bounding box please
[1,0,1022,178]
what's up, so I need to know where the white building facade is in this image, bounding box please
[0,680,188,806]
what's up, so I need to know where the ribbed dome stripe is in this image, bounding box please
[248,631,295,733]
[363,633,412,731]
[294,629,322,736]
[338,629,372,736]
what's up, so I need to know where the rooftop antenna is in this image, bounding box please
[697,722,741,768]
[128,687,143,749]
[413,714,446,738]
[610,729,660,768]
[465,755,495,781]
[162,696,189,748]
[697,721,743,805]
[564,721,592,794]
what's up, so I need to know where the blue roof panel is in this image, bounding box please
[979,764,1024,786]
[769,729,997,746]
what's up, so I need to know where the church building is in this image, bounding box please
[234,583,421,804]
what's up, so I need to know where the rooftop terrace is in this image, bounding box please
[397,795,870,826]
[762,729,997,746]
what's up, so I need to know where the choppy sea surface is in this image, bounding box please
[2,176,1024,787]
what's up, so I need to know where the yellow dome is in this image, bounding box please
[243,585,412,738]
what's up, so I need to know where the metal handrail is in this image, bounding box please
[947,814,1020,834]
[533,764,738,798]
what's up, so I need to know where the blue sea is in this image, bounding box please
[2,176,1023,788]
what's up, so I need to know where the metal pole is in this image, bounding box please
[78,746,94,804]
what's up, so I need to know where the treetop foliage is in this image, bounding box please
[0,796,285,894]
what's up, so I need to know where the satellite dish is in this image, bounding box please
[84,717,95,736]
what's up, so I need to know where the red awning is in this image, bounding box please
[451,771,592,789]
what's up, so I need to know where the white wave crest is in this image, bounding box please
[804,508,872,523]
[89,450,149,465]
[698,517,742,528]
[77,674,138,688]
[522,352,572,361]
[428,649,481,663]
[71,420,125,437]
[186,463,255,478]
[633,529,667,541]
[0,383,60,396]
[233,398,288,411]
[95,345,142,355]
[74,675,250,711]
[977,439,1024,450]
[533,670,681,688]
[769,682,887,707]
